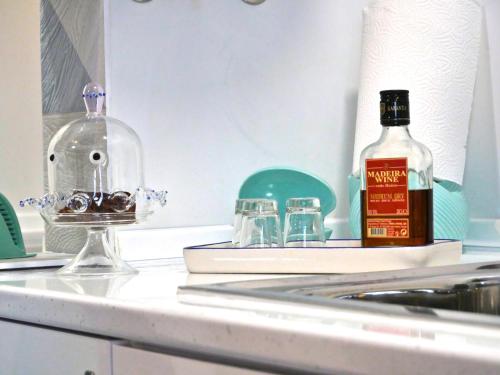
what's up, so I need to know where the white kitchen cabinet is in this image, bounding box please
[112,343,274,375]
[0,319,274,374]
[0,319,113,375]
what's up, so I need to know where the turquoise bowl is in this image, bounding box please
[238,167,336,239]
[348,174,469,240]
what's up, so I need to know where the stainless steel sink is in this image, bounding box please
[288,274,500,316]
[179,259,500,324]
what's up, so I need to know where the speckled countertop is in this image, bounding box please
[2,246,500,374]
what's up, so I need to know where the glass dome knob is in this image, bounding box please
[83,82,105,115]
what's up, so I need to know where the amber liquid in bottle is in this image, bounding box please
[361,189,433,247]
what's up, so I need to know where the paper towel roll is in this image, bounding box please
[352,0,482,185]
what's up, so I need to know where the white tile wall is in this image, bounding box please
[464,0,500,220]
[105,0,500,234]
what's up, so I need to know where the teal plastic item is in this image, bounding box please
[348,174,469,240]
[0,193,34,259]
[238,167,336,239]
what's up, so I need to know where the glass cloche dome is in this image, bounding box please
[21,83,167,277]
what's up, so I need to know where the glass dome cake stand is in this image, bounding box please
[21,82,167,277]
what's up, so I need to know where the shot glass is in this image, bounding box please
[232,198,260,246]
[284,197,326,247]
[239,199,283,248]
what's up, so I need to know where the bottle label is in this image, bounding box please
[365,157,409,239]
[366,218,409,239]
[365,157,409,216]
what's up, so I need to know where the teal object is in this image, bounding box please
[238,167,336,239]
[348,174,469,240]
[0,193,34,259]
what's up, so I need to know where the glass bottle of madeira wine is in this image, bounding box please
[360,90,434,247]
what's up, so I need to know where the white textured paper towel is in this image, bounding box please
[352,0,482,184]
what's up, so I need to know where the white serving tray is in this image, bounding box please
[183,240,462,274]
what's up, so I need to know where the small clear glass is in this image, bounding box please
[284,198,326,247]
[239,199,283,248]
[232,199,260,246]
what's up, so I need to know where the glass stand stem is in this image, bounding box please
[57,227,137,277]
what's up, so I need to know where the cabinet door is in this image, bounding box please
[112,344,274,375]
[0,319,112,375]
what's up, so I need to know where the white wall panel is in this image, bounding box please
[463,0,500,219]
[105,0,365,229]
[0,1,44,242]
[105,0,500,233]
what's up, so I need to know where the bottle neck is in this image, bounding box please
[379,125,412,142]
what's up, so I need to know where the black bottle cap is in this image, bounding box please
[380,90,410,126]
